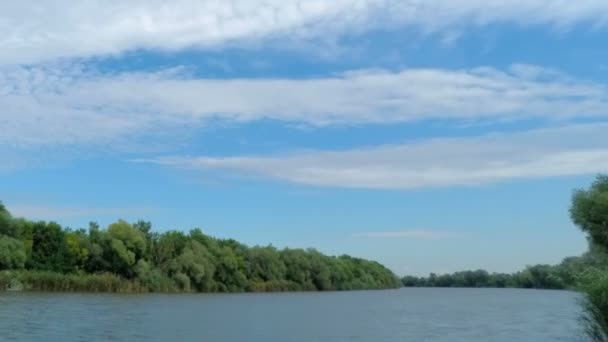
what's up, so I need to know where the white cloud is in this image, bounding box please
[353,230,456,240]
[0,0,371,65]
[142,123,608,189]
[1,63,607,148]
[1,1,608,65]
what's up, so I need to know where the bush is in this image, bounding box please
[578,269,608,342]
[0,270,151,292]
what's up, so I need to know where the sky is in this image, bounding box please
[1,0,608,276]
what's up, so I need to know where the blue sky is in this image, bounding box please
[2,1,608,275]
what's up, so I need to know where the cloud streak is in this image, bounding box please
[8,204,158,222]
[2,1,608,65]
[142,123,608,189]
[1,63,607,149]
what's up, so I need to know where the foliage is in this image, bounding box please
[400,250,606,290]
[0,204,400,293]
[578,268,608,342]
[402,266,567,289]
[29,221,70,272]
[571,175,608,341]
[571,175,608,250]
[0,203,17,238]
[0,235,27,270]
[0,270,148,292]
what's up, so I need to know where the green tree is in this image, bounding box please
[166,240,215,291]
[281,249,313,287]
[247,246,287,283]
[307,249,332,290]
[0,202,17,238]
[0,235,26,269]
[571,175,608,341]
[134,259,164,292]
[133,220,154,260]
[65,230,90,271]
[29,221,70,272]
[106,220,147,278]
[152,230,188,267]
[571,175,608,250]
[85,222,111,273]
[214,246,248,292]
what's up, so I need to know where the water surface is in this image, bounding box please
[0,288,585,341]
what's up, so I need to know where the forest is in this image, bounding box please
[401,247,607,290]
[0,205,400,292]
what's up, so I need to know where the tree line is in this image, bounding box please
[401,249,607,290]
[0,206,400,292]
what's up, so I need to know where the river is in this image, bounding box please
[0,288,585,341]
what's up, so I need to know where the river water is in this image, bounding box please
[0,288,586,341]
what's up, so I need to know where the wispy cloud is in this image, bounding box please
[142,123,608,189]
[2,63,607,149]
[2,1,608,65]
[8,204,158,222]
[353,230,456,240]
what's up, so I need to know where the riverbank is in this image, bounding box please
[0,270,400,293]
[0,270,150,293]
